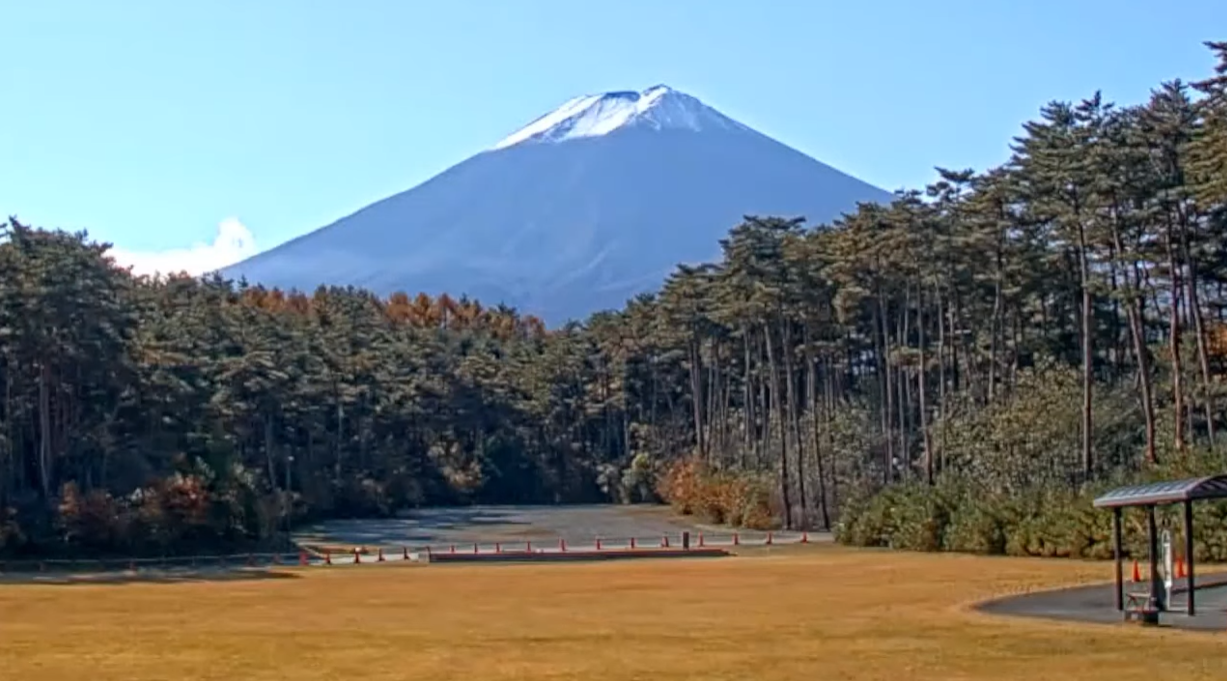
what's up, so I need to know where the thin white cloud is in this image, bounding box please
[108,217,258,277]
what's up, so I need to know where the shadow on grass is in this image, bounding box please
[294,504,715,549]
[0,567,301,587]
[295,508,536,545]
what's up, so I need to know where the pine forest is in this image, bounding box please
[3,42,1227,560]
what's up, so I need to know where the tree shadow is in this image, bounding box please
[296,507,535,545]
[0,567,301,587]
[294,504,708,549]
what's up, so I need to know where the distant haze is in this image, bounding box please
[220,86,892,324]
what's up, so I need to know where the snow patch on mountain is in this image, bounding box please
[493,85,745,150]
[221,85,894,324]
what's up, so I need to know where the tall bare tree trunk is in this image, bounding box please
[37,362,52,499]
[763,323,792,529]
[1076,226,1095,479]
[876,290,893,483]
[781,316,807,528]
[823,356,840,517]
[918,286,933,484]
[1165,227,1186,453]
[687,334,705,459]
[804,323,831,529]
[742,327,756,469]
[1177,214,1216,445]
[1112,221,1157,463]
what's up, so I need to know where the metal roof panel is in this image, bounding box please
[1092,475,1227,508]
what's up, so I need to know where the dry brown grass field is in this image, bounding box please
[2,546,1225,680]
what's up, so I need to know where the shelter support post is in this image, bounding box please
[1113,507,1123,611]
[1184,500,1195,616]
[1147,505,1163,611]
[1092,474,1227,620]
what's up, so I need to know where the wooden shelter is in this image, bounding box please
[1093,474,1227,618]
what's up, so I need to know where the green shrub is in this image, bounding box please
[835,484,896,547]
[884,482,953,551]
[840,472,1227,562]
[838,368,1227,562]
[942,500,1005,554]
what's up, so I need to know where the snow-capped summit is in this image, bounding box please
[492,85,745,150]
[221,86,892,324]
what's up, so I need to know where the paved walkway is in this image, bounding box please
[977,573,1227,631]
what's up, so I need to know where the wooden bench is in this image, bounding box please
[1125,591,1150,608]
[1124,591,1160,625]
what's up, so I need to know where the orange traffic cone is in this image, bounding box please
[1176,557,1187,579]
[1131,559,1142,583]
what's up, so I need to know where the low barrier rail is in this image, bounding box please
[0,529,824,575]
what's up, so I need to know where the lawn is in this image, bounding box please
[1,546,1225,680]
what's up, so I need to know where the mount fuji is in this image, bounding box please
[220,85,893,324]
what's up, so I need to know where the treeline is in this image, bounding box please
[666,40,1227,547]
[829,40,1227,559]
[3,41,1227,558]
[0,229,611,556]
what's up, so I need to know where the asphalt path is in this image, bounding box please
[976,573,1227,631]
[0,505,833,581]
[295,504,743,547]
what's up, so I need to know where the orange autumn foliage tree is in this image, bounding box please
[656,457,779,530]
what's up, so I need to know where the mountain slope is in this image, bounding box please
[221,86,893,324]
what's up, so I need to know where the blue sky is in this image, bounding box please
[3,0,1224,274]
